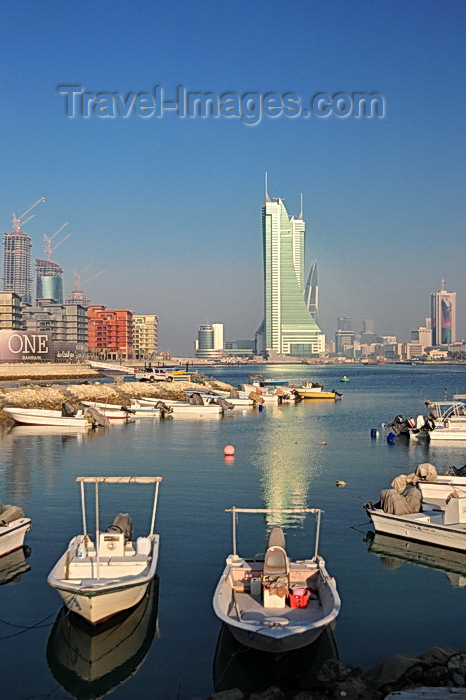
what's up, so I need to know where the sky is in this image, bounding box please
[1,0,464,355]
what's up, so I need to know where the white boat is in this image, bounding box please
[80,401,160,419]
[419,474,466,505]
[3,406,93,428]
[212,507,341,653]
[140,394,232,415]
[237,384,280,404]
[47,476,162,625]
[0,503,31,557]
[89,361,136,375]
[365,496,466,552]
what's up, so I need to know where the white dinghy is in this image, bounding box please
[47,476,162,625]
[212,507,341,653]
[0,503,31,557]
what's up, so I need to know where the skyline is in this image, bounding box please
[1,1,464,355]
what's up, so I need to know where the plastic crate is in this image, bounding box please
[289,590,310,608]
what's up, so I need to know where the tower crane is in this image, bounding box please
[43,223,71,260]
[11,197,45,232]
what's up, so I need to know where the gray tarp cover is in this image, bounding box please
[379,486,422,514]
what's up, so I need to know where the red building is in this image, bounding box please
[87,305,133,359]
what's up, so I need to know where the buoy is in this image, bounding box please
[224,445,235,456]
[336,480,346,487]
[258,404,263,412]
[387,432,396,443]
[321,441,327,445]
[371,428,379,439]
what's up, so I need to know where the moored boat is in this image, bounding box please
[212,507,341,653]
[80,400,160,419]
[3,405,94,428]
[290,382,342,400]
[47,476,162,625]
[0,503,31,557]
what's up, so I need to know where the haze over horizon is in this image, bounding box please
[2,1,464,356]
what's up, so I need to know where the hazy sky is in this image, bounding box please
[1,1,464,355]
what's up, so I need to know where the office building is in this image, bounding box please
[304,260,319,324]
[21,299,88,358]
[35,258,63,304]
[88,305,133,359]
[431,284,456,345]
[133,314,158,359]
[195,322,225,359]
[255,183,324,357]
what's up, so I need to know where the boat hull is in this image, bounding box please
[0,519,32,557]
[419,477,466,505]
[48,534,160,625]
[213,557,340,654]
[368,510,466,552]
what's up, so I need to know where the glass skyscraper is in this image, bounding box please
[256,185,325,357]
[431,285,456,345]
[35,258,64,303]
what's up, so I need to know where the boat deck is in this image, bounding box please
[232,589,323,624]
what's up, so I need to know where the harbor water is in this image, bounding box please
[0,363,465,699]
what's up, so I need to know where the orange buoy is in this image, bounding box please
[224,445,235,456]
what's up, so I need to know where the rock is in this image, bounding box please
[209,690,245,700]
[317,659,364,685]
[249,688,286,700]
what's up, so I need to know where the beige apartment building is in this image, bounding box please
[133,314,158,359]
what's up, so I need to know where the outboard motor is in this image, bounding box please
[61,401,76,417]
[106,512,133,541]
[217,397,234,410]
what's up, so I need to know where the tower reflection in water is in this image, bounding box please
[46,576,159,699]
[213,622,338,695]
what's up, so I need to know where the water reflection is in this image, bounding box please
[0,545,31,586]
[0,424,104,496]
[365,531,466,587]
[251,405,326,527]
[46,576,159,699]
[212,622,338,695]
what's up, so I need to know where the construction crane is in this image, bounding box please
[72,265,104,292]
[43,222,71,260]
[11,197,45,232]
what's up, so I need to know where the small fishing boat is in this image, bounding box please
[364,492,466,552]
[212,507,341,653]
[290,382,342,400]
[0,503,31,557]
[140,394,233,415]
[3,405,94,428]
[249,375,289,386]
[47,476,162,625]
[80,400,160,419]
[340,376,350,383]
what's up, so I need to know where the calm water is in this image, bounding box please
[1,364,465,699]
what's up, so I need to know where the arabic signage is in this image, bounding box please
[0,330,80,362]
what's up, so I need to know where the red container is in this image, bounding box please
[289,590,310,608]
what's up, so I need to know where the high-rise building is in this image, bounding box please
[431,283,456,345]
[255,182,325,357]
[2,198,45,305]
[35,258,63,303]
[304,260,318,324]
[0,292,23,330]
[3,228,33,304]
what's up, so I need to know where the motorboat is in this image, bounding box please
[80,400,160,419]
[340,376,350,383]
[289,382,342,400]
[364,491,466,552]
[47,475,162,625]
[0,503,31,557]
[89,361,136,376]
[384,401,466,440]
[248,375,289,385]
[212,507,341,653]
[238,384,280,404]
[46,577,159,698]
[140,393,233,415]
[3,405,94,428]
[365,531,466,587]
[418,472,466,506]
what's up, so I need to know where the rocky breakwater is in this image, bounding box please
[0,376,235,423]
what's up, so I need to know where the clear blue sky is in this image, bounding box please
[1,0,464,355]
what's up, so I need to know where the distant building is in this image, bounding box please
[88,305,133,360]
[255,182,324,357]
[304,260,319,324]
[195,322,225,359]
[335,317,354,356]
[431,284,456,345]
[2,228,33,304]
[133,314,158,359]
[35,258,63,304]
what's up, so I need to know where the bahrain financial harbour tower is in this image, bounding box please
[255,182,325,357]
